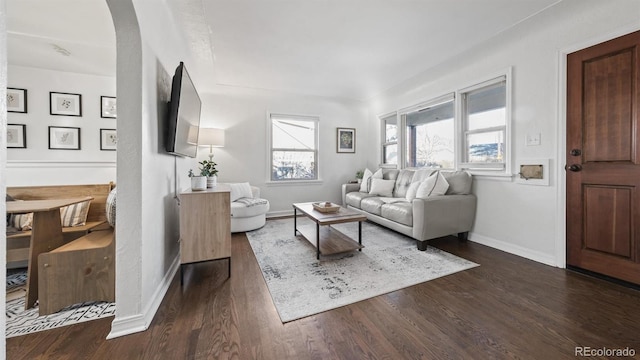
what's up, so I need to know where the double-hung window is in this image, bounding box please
[403,96,455,169]
[381,113,398,166]
[270,114,318,181]
[460,76,508,171]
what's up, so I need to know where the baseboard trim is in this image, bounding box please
[267,210,294,218]
[107,255,180,339]
[469,233,557,267]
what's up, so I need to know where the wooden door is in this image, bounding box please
[567,30,640,285]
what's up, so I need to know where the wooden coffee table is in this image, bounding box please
[293,202,366,260]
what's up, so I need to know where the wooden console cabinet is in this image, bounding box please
[179,184,231,283]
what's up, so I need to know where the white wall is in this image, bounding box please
[6,66,116,186]
[368,0,640,266]
[106,0,202,338]
[199,86,369,215]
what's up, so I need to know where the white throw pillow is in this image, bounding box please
[359,168,373,192]
[368,178,395,197]
[372,168,383,179]
[229,182,253,202]
[405,181,421,201]
[416,172,449,199]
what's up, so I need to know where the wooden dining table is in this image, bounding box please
[6,196,93,310]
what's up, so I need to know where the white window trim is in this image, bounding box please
[379,111,399,168]
[266,112,320,183]
[456,68,512,176]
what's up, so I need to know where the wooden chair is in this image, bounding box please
[37,228,115,315]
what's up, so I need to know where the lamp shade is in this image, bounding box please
[198,128,225,147]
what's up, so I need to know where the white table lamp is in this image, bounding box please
[198,128,225,161]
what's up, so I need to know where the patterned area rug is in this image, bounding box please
[6,270,115,338]
[246,218,479,323]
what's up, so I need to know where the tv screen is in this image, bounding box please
[166,62,201,158]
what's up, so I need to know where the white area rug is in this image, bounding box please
[6,270,115,338]
[246,218,479,323]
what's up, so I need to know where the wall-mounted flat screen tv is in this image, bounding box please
[166,62,201,158]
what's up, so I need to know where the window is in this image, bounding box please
[381,113,398,165]
[460,77,508,170]
[270,114,318,181]
[404,98,454,169]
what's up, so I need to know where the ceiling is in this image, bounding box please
[6,0,561,101]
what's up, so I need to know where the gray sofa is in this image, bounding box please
[341,169,476,250]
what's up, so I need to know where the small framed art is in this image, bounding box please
[7,88,27,113]
[100,96,117,118]
[337,127,356,153]
[100,128,117,151]
[49,126,81,150]
[50,92,82,117]
[7,124,26,148]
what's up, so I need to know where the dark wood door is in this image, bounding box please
[567,30,640,285]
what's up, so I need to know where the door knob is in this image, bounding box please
[565,164,582,172]
[570,149,581,156]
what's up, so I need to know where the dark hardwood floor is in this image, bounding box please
[7,223,640,359]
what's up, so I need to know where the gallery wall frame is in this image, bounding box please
[100,128,117,151]
[337,127,356,153]
[49,126,81,150]
[50,92,82,117]
[100,96,117,118]
[7,88,27,113]
[7,124,26,148]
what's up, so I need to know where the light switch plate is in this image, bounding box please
[526,133,541,146]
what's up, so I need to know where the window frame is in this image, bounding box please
[380,112,399,168]
[457,71,512,175]
[268,113,320,182]
[401,94,456,170]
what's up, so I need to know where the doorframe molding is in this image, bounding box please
[555,23,640,269]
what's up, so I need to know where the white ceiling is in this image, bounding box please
[6,0,561,101]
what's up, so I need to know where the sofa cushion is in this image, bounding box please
[441,171,473,195]
[382,169,399,180]
[381,202,413,226]
[369,179,395,197]
[359,168,373,192]
[416,171,449,198]
[412,169,436,182]
[346,191,375,209]
[361,197,385,215]
[405,181,421,201]
[393,170,414,198]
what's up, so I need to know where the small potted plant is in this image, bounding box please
[356,170,364,184]
[198,160,218,188]
[188,169,207,191]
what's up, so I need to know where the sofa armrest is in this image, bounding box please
[341,183,361,206]
[411,194,477,241]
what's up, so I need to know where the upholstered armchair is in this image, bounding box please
[228,183,270,233]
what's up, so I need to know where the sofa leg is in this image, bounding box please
[417,240,428,251]
[457,232,469,241]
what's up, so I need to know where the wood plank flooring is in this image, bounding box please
[7,225,640,359]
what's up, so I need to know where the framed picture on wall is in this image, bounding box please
[337,127,356,153]
[100,96,117,118]
[49,126,81,150]
[50,92,82,117]
[7,88,27,113]
[100,128,117,151]
[7,124,26,148]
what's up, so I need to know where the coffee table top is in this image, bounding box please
[293,202,366,226]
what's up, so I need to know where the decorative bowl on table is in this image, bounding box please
[312,202,340,213]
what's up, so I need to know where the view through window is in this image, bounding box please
[404,99,454,169]
[270,114,318,181]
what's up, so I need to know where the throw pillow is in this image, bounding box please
[6,194,14,224]
[372,168,383,179]
[416,172,449,199]
[368,178,395,197]
[10,212,33,231]
[359,168,373,192]
[229,182,253,202]
[106,187,117,227]
[405,181,421,201]
[60,200,91,227]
